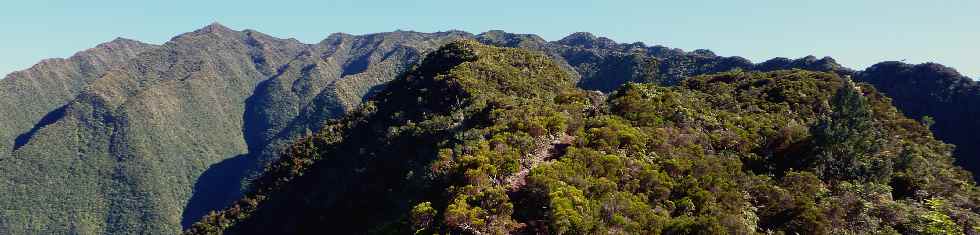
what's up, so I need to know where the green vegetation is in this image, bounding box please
[3,26,978,235]
[187,41,979,234]
[0,24,468,235]
[0,26,888,234]
[808,81,887,182]
[857,62,980,181]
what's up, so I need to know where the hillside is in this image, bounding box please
[187,41,979,234]
[856,62,980,178]
[1,24,978,234]
[0,24,469,234]
[478,31,852,92]
[0,38,157,156]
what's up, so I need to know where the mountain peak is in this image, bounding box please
[320,32,354,45]
[557,32,617,48]
[206,21,229,29]
[97,37,148,48]
[169,22,240,42]
[190,22,236,35]
[110,37,138,43]
[691,49,717,57]
[475,30,547,48]
[801,55,818,63]
[865,61,966,80]
[562,32,597,41]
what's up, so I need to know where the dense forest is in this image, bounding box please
[2,24,978,234]
[186,41,979,234]
[855,62,980,179]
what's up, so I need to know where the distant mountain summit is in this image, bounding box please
[557,32,619,48]
[187,41,980,235]
[0,24,977,234]
[0,23,468,235]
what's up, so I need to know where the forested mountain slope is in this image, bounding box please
[856,62,980,179]
[1,24,977,234]
[187,41,979,234]
[0,38,157,156]
[0,24,468,234]
[477,30,852,92]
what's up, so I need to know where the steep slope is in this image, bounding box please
[182,30,470,227]
[856,62,980,179]
[1,23,309,235]
[3,26,979,235]
[0,24,469,235]
[0,38,158,155]
[186,39,586,234]
[188,42,978,234]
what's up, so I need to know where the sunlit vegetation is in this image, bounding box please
[857,61,980,181]
[186,41,978,234]
[3,26,978,235]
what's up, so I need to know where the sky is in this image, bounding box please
[1,0,978,79]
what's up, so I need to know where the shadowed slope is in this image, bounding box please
[0,38,157,155]
[3,26,979,235]
[188,42,980,235]
[0,24,469,234]
[856,62,980,180]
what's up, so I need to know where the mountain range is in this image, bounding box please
[0,23,976,234]
[185,40,978,234]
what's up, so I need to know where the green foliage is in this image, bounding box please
[187,43,980,235]
[906,198,964,235]
[6,29,980,235]
[0,27,466,235]
[410,202,437,233]
[856,62,980,181]
[920,115,935,129]
[808,82,890,182]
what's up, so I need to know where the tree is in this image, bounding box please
[808,81,889,182]
[410,202,437,233]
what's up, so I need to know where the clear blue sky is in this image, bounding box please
[2,0,978,78]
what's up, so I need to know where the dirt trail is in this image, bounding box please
[504,133,574,191]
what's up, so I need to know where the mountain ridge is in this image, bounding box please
[0,37,158,156]
[1,24,977,234]
[1,24,470,234]
[186,41,979,234]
